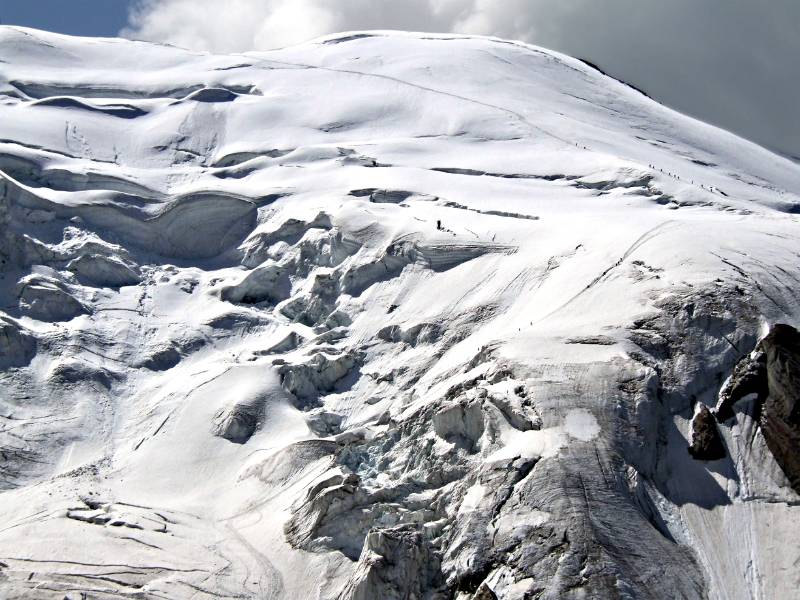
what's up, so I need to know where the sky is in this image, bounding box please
[1,0,798,159]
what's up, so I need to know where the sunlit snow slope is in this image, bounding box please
[1,27,799,600]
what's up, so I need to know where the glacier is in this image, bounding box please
[0,26,799,599]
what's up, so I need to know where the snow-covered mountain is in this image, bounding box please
[1,26,799,600]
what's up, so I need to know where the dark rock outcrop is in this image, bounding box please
[759,324,800,493]
[472,583,498,600]
[715,350,768,422]
[716,323,800,492]
[688,405,726,460]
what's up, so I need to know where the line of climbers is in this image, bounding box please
[647,163,717,193]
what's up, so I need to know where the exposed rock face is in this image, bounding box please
[717,324,800,492]
[715,350,768,422]
[472,582,498,600]
[688,405,726,460]
[0,178,11,269]
[760,325,800,493]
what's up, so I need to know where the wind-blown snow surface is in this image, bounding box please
[1,26,799,599]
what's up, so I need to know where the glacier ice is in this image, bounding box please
[0,26,799,599]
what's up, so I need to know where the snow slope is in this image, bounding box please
[1,26,799,599]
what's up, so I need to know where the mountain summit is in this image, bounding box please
[1,27,799,599]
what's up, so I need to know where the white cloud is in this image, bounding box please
[124,0,331,52]
[122,0,552,53]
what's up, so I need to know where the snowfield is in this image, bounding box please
[1,26,799,599]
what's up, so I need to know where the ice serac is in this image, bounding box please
[0,25,799,600]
